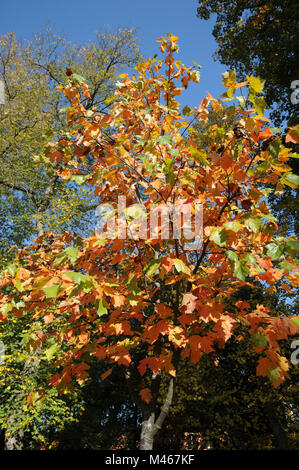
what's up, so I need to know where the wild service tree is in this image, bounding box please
[0,35,298,450]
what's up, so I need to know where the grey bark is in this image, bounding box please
[139,378,174,450]
[4,421,24,450]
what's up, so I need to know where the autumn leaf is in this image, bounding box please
[101,369,113,381]
[139,388,152,404]
[181,293,197,314]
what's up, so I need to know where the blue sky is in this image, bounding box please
[0,0,227,108]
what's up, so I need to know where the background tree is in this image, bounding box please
[155,285,298,450]
[0,27,140,264]
[0,26,140,449]
[196,0,299,128]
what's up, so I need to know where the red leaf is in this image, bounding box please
[101,369,112,381]
[139,388,152,404]
[256,357,271,376]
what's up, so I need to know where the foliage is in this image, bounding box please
[0,26,140,448]
[196,0,299,127]
[1,34,299,450]
[0,27,140,264]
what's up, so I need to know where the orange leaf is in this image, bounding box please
[139,388,152,404]
[256,357,271,376]
[58,169,72,180]
[156,303,173,318]
[258,128,273,140]
[101,369,113,381]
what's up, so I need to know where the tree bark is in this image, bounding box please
[266,402,289,450]
[4,422,24,450]
[139,378,174,450]
[140,410,155,450]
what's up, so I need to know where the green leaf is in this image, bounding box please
[141,155,154,175]
[245,254,264,272]
[11,299,25,309]
[226,250,239,264]
[244,216,263,233]
[268,140,281,159]
[286,240,299,252]
[279,261,296,272]
[169,148,180,157]
[261,188,274,197]
[14,281,23,292]
[282,173,299,187]
[224,221,242,232]
[64,247,79,264]
[127,274,140,295]
[226,250,249,281]
[43,284,61,299]
[71,175,88,185]
[0,303,12,315]
[64,271,93,292]
[145,260,161,278]
[236,96,246,108]
[157,135,172,147]
[71,73,85,84]
[164,158,174,186]
[234,261,249,281]
[251,333,268,347]
[268,367,281,384]
[182,105,192,116]
[252,96,266,115]
[126,205,146,220]
[97,298,108,317]
[209,228,227,246]
[65,271,87,283]
[54,253,67,268]
[7,264,17,276]
[173,259,191,275]
[290,317,299,331]
[264,242,284,259]
[59,107,71,114]
[45,343,60,361]
[256,159,271,173]
[189,146,206,167]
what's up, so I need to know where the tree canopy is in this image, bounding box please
[0,27,140,265]
[196,0,299,127]
[1,35,298,450]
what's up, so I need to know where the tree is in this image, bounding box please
[196,0,299,127]
[0,27,140,264]
[0,35,298,450]
[0,26,140,449]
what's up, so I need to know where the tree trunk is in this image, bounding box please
[266,402,288,450]
[139,378,174,450]
[4,351,40,450]
[140,410,155,450]
[4,418,24,450]
[5,430,24,450]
